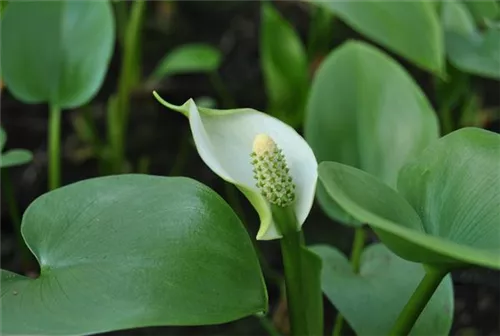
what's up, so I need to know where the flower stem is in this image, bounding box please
[271,204,307,336]
[332,226,365,336]
[389,265,447,335]
[48,104,61,190]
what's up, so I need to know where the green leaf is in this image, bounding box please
[1,175,267,335]
[312,244,453,335]
[0,127,33,168]
[463,0,499,24]
[1,150,33,168]
[318,127,500,269]
[315,0,444,75]
[305,41,439,227]
[442,1,476,35]
[149,43,222,80]
[261,2,309,127]
[442,2,500,79]
[446,29,500,79]
[301,247,323,335]
[0,0,114,108]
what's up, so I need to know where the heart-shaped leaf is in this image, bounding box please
[1,175,267,335]
[261,2,309,127]
[442,2,500,79]
[149,43,222,80]
[0,0,114,108]
[313,0,444,75]
[318,128,500,269]
[305,41,439,227]
[312,244,453,335]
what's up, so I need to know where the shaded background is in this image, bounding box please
[1,1,499,335]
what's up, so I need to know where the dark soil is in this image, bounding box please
[1,2,499,335]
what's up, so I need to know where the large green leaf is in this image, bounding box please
[149,43,222,80]
[261,2,309,127]
[0,0,114,108]
[1,175,267,335]
[315,0,444,75]
[312,244,453,335]
[305,41,439,227]
[442,2,500,79]
[318,128,500,269]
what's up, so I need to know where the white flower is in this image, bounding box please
[154,93,318,240]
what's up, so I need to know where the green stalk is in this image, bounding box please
[109,0,145,173]
[271,204,307,336]
[48,104,61,189]
[332,226,365,336]
[389,265,447,335]
[113,0,128,47]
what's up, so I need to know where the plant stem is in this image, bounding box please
[109,0,145,173]
[272,205,307,336]
[48,104,61,189]
[389,265,447,336]
[332,226,365,336]
[332,314,344,336]
[113,0,128,47]
[350,226,365,273]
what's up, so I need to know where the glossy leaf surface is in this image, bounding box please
[0,0,114,108]
[312,244,453,335]
[1,175,267,335]
[318,128,500,269]
[316,0,444,74]
[442,2,500,79]
[305,41,439,226]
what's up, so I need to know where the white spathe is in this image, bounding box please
[154,93,318,240]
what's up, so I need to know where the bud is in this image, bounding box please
[251,134,296,207]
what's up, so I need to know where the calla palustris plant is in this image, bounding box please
[319,127,500,334]
[153,93,323,336]
[153,92,318,241]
